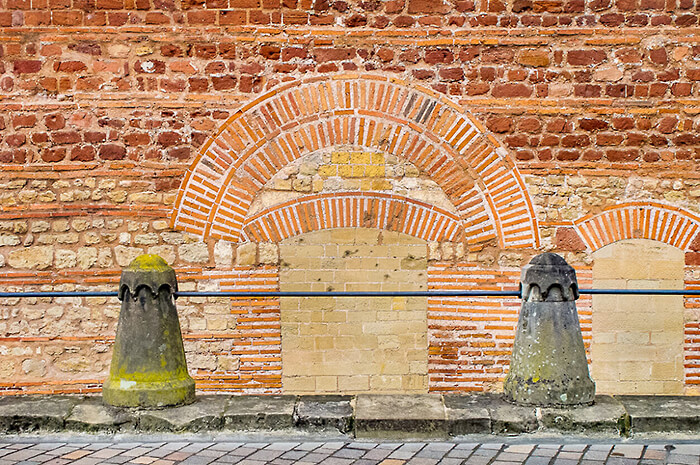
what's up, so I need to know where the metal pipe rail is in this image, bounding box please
[0,289,699,298]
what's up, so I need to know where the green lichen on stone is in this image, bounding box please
[127,254,171,272]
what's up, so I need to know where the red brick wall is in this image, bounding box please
[1,0,700,394]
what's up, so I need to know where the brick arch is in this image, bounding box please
[172,75,539,249]
[573,202,700,251]
[242,192,464,243]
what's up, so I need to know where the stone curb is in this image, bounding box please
[0,394,698,438]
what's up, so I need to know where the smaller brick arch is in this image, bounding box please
[242,192,464,243]
[574,202,700,251]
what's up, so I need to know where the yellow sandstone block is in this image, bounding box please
[349,152,371,164]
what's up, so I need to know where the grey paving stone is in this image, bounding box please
[281,450,308,460]
[446,448,475,459]
[606,457,640,465]
[246,449,285,461]
[199,449,229,458]
[295,396,353,434]
[355,394,448,439]
[229,447,260,457]
[525,455,552,465]
[331,448,365,458]
[269,459,295,465]
[353,460,380,465]
[318,457,354,465]
[69,458,102,465]
[317,442,346,452]
[389,451,421,460]
[463,457,495,465]
[301,452,333,462]
[180,456,217,465]
[551,459,578,465]
[617,395,700,433]
[101,455,132,463]
[406,457,439,465]
[361,448,393,460]
[494,452,530,462]
[88,448,122,459]
[1,449,44,461]
[582,449,609,461]
[437,459,464,465]
[666,454,700,465]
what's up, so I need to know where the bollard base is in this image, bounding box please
[503,376,595,408]
[102,377,195,409]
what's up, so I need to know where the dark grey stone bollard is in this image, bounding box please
[102,255,195,408]
[503,253,595,407]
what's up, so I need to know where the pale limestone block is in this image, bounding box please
[113,245,143,267]
[284,376,316,392]
[258,242,278,264]
[147,245,175,265]
[21,358,46,377]
[97,248,113,268]
[179,243,209,263]
[338,375,369,392]
[216,355,240,372]
[134,233,159,246]
[236,242,256,265]
[214,240,233,267]
[8,246,54,269]
[55,249,77,269]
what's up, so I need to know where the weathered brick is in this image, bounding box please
[314,48,356,62]
[492,82,532,97]
[567,50,607,65]
[13,60,41,74]
[99,143,126,160]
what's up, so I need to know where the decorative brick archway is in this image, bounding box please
[573,202,700,251]
[172,75,539,250]
[241,192,464,243]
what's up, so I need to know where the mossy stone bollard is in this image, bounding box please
[503,253,595,407]
[102,254,195,408]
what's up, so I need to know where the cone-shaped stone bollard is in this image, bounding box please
[103,254,195,408]
[503,253,595,407]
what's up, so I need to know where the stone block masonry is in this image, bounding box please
[0,0,700,396]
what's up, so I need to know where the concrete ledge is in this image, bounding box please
[355,394,448,438]
[0,394,698,438]
[616,395,700,433]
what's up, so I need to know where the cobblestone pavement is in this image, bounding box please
[0,439,699,465]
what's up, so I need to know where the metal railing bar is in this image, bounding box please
[0,289,699,298]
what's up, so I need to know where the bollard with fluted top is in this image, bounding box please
[503,253,595,407]
[102,254,195,408]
